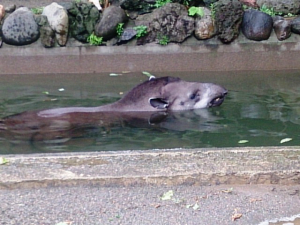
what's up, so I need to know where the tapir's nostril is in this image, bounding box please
[223,90,228,96]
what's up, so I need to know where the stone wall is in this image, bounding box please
[0,0,300,48]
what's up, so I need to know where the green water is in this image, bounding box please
[0,70,300,154]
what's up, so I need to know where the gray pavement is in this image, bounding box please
[1,147,300,224]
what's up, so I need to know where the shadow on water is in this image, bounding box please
[0,70,300,154]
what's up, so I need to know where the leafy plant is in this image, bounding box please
[116,23,124,37]
[158,35,170,45]
[183,0,191,7]
[210,3,216,20]
[188,6,204,17]
[260,4,276,16]
[154,0,172,8]
[87,33,103,46]
[31,7,44,14]
[133,25,148,38]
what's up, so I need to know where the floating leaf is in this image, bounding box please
[238,140,249,144]
[142,71,154,77]
[161,190,173,200]
[192,203,200,210]
[0,157,9,165]
[280,138,292,144]
[109,73,121,76]
[122,71,131,74]
[58,88,65,92]
[42,91,49,95]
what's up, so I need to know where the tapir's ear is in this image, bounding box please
[149,75,156,81]
[149,98,169,109]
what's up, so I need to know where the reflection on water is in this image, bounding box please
[0,70,300,154]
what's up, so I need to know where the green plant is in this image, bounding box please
[183,0,191,7]
[31,7,44,14]
[260,4,276,16]
[188,6,204,17]
[210,3,216,20]
[87,33,103,46]
[154,0,172,8]
[133,25,148,38]
[158,35,169,45]
[116,23,124,37]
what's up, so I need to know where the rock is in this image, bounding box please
[256,0,300,16]
[95,5,127,40]
[214,0,244,43]
[273,17,291,41]
[68,0,100,43]
[135,3,194,44]
[241,9,273,41]
[36,15,56,48]
[120,0,152,14]
[0,5,5,22]
[1,7,40,46]
[5,4,16,13]
[291,17,300,34]
[117,27,137,44]
[194,8,217,40]
[42,2,69,46]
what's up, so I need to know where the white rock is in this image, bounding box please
[42,2,69,46]
[89,0,102,11]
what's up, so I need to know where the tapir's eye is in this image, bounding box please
[190,93,197,100]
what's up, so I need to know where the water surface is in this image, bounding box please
[0,70,300,154]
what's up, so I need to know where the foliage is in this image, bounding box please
[87,33,103,45]
[183,0,191,7]
[158,35,170,45]
[31,7,44,14]
[133,25,148,38]
[154,0,172,8]
[260,4,276,16]
[210,3,216,20]
[188,6,204,17]
[116,23,124,37]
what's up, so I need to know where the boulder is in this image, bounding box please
[4,4,16,13]
[241,9,273,41]
[1,7,39,46]
[68,0,100,42]
[95,5,127,40]
[42,2,69,46]
[35,15,56,48]
[117,27,137,44]
[256,0,300,16]
[291,17,300,34]
[214,0,244,43]
[273,17,291,41]
[194,8,217,40]
[135,3,194,44]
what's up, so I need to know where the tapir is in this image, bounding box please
[0,76,227,142]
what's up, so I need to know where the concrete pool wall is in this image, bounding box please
[1,32,300,74]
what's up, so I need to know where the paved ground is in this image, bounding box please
[0,148,300,225]
[1,183,300,225]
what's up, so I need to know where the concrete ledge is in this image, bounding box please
[1,34,300,74]
[1,147,299,189]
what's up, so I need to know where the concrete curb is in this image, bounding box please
[1,147,299,189]
[1,33,300,74]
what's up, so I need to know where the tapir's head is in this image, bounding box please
[119,76,227,111]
